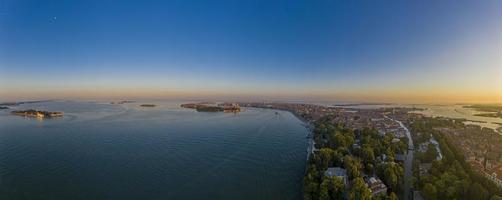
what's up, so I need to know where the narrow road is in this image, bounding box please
[385,116,414,200]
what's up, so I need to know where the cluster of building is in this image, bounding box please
[329,108,410,139]
[236,102,339,122]
[417,135,443,160]
[236,103,413,139]
[466,154,502,188]
[437,126,502,188]
[218,103,242,112]
[372,117,408,138]
[11,109,64,118]
[329,109,372,130]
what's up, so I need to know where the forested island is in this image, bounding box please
[140,104,156,107]
[11,109,63,118]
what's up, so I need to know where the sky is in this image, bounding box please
[1,0,501,103]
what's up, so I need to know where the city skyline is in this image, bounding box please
[1,0,501,103]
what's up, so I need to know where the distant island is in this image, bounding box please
[110,100,135,105]
[0,100,53,107]
[140,104,156,107]
[11,109,63,118]
[474,113,502,119]
[181,103,241,112]
[464,104,502,119]
[0,106,9,110]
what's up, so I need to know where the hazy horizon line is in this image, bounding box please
[2,97,501,105]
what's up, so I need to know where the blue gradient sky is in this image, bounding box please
[1,0,501,102]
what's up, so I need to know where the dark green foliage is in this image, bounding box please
[422,183,437,200]
[304,115,408,199]
[319,177,345,200]
[376,162,403,193]
[303,164,320,200]
[468,182,489,200]
[344,156,362,180]
[417,143,438,163]
[491,195,502,200]
[348,177,372,200]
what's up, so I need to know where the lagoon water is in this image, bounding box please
[0,101,308,200]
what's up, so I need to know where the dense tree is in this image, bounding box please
[344,156,361,180]
[319,148,335,169]
[329,177,345,200]
[332,150,343,167]
[318,176,345,200]
[317,176,346,200]
[330,130,355,151]
[491,195,502,200]
[419,143,438,163]
[376,162,403,192]
[422,183,437,200]
[348,178,371,200]
[303,164,319,200]
[319,179,330,200]
[362,145,375,164]
[374,192,399,200]
[469,182,489,200]
[388,192,399,200]
[365,163,375,175]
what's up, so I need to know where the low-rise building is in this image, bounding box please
[419,163,432,176]
[483,171,502,188]
[366,177,387,197]
[324,167,348,185]
[395,154,406,163]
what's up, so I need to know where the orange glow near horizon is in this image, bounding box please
[1,85,501,104]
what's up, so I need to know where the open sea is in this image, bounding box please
[0,101,308,200]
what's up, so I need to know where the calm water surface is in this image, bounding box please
[0,101,308,200]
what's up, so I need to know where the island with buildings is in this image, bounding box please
[11,109,64,119]
[181,102,241,112]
